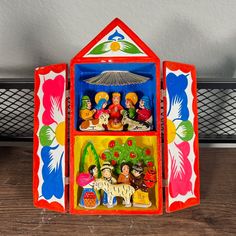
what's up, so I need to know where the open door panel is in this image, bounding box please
[163,61,200,213]
[33,63,68,212]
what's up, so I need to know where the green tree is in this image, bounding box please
[100,138,154,174]
[80,142,101,177]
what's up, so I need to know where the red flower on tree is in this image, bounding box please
[130,152,136,159]
[127,140,133,146]
[101,153,107,160]
[114,151,119,158]
[109,140,115,148]
[111,160,117,166]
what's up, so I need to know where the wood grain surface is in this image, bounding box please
[0,147,235,235]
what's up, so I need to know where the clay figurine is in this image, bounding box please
[94,92,109,119]
[121,111,151,131]
[100,162,117,207]
[76,165,100,209]
[121,94,152,131]
[118,162,132,185]
[136,96,152,123]
[108,92,124,130]
[79,95,109,131]
[79,95,98,130]
[131,163,152,208]
[94,178,135,208]
[143,163,157,189]
[124,92,138,119]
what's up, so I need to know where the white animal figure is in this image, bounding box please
[94,178,135,208]
[80,113,109,131]
[121,112,152,131]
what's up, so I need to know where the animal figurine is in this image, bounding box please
[79,112,109,131]
[121,112,152,131]
[94,178,135,208]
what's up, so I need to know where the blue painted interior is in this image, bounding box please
[74,63,157,131]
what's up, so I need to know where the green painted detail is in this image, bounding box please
[80,142,101,177]
[39,125,55,146]
[176,120,194,141]
[128,108,136,119]
[88,41,111,55]
[120,40,143,54]
[80,95,90,110]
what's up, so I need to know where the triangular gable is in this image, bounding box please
[74,18,158,60]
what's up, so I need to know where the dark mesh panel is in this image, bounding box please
[0,89,34,138]
[0,83,236,142]
[198,89,236,137]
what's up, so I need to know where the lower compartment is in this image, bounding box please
[70,135,162,214]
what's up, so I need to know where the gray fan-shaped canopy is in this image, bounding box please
[84,71,150,86]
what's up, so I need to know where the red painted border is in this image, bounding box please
[163,61,200,213]
[70,58,163,215]
[33,63,67,213]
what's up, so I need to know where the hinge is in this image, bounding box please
[161,89,166,100]
[66,89,70,98]
[162,179,168,187]
[65,177,70,185]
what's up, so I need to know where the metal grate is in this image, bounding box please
[0,78,236,142]
[0,88,34,140]
[198,89,236,139]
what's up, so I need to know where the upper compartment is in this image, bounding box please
[70,18,160,134]
[74,63,157,132]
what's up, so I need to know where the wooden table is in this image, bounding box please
[0,147,235,235]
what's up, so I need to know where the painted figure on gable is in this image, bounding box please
[118,162,132,185]
[76,165,100,209]
[100,162,117,206]
[108,92,124,130]
[131,163,152,208]
[79,95,98,130]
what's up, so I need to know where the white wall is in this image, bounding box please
[0,0,235,78]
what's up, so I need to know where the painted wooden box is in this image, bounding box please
[33,18,200,215]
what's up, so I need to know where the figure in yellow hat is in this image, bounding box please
[79,95,98,130]
[124,92,138,119]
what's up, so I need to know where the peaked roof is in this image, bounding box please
[72,18,159,62]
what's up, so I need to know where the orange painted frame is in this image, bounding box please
[33,63,69,213]
[163,61,200,213]
[69,18,163,215]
